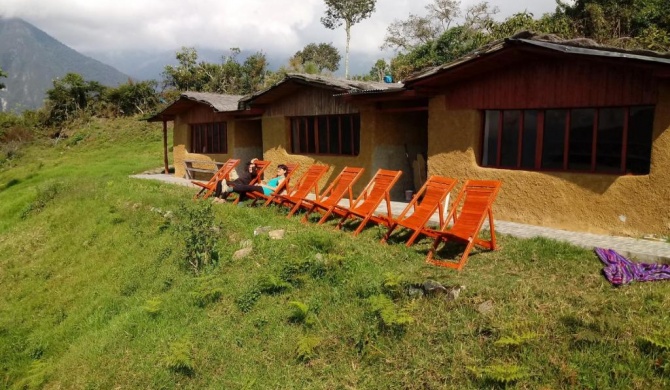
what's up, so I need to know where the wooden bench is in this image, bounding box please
[184,160,226,180]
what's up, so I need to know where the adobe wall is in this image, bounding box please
[427,85,670,236]
[171,106,235,179]
[260,112,374,194]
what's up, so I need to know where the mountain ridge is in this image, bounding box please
[0,17,130,112]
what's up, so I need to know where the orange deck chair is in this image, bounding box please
[380,176,457,247]
[423,179,502,271]
[222,159,272,205]
[300,166,365,224]
[334,169,402,236]
[192,159,240,200]
[273,165,329,217]
[249,163,300,207]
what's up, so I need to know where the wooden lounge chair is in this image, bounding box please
[300,166,365,224]
[249,163,300,207]
[192,159,240,200]
[380,176,457,247]
[273,165,329,217]
[335,169,402,236]
[423,179,502,271]
[223,159,272,205]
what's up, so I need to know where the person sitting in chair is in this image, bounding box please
[213,158,260,202]
[225,164,288,203]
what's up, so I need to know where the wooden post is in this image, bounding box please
[162,119,169,174]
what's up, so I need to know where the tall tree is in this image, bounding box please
[44,73,106,125]
[382,0,461,51]
[0,66,6,90]
[291,43,342,73]
[321,0,377,79]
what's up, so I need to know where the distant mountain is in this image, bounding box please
[0,18,130,112]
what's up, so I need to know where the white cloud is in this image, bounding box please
[1,0,559,74]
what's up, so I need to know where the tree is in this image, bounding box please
[291,43,342,73]
[44,73,106,125]
[382,0,461,52]
[321,0,377,79]
[105,79,159,116]
[161,47,201,91]
[0,66,6,90]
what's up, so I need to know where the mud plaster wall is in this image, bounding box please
[371,110,428,200]
[427,87,670,236]
[260,112,374,195]
[171,106,234,178]
[232,120,263,173]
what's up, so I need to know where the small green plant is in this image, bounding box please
[236,288,261,313]
[494,332,539,347]
[296,336,322,362]
[12,360,51,389]
[367,294,413,335]
[468,364,530,385]
[257,274,292,294]
[163,340,195,376]
[20,181,63,219]
[142,298,162,317]
[173,202,221,274]
[381,272,405,300]
[288,301,317,327]
[191,276,224,308]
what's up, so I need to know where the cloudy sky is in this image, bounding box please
[1,0,562,76]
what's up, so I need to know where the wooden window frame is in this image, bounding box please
[480,106,654,175]
[290,114,360,156]
[190,122,228,154]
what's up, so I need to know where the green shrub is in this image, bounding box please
[296,336,322,362]
[172,202,221,274]
[468,364,530,386]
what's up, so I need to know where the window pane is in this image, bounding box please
[627,106,654,175]
[353,116,360,155]
[307,118,316,154]
[318,117,328,154]
[596,108,624,172]
[542,110,567,169]
[568,108,594,170]
[341,116,352,155]
[521,110,537,169]
[500,111,520,167]
[483,111,499,167]
[291,119,300,153]
[329,116,340,154]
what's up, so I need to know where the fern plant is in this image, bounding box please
[288,301,317,327]
[296,336,322,362]
[468,364,530,385]
[163,340,195,376]
[367,294,413,335]
[142,298,162,317]
[494,332,539,347]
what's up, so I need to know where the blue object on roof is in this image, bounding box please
[383,75,393,83]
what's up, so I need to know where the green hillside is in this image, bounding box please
[0,118,668,389]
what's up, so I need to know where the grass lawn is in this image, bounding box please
[0,117,669,389]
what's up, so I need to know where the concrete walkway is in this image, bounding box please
[131,173,670,263]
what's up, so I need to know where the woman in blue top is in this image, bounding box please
[226,164,288,202]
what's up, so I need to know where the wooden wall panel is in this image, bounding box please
[264,87,358,117]
[444,59,658,109]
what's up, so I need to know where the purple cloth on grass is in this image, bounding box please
[594,247,670,286]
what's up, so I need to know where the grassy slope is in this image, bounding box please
[0,118,668,389]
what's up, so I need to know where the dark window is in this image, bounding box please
[190,122,227,154]
[482,106,654,175]
[290,114,360,156]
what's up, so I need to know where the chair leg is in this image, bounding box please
[335,212,350,230]
[405,229,422,247]
[287,201,301,218]
[318,207,336,225]
[353,215,371,236]
[380,224,397,244]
